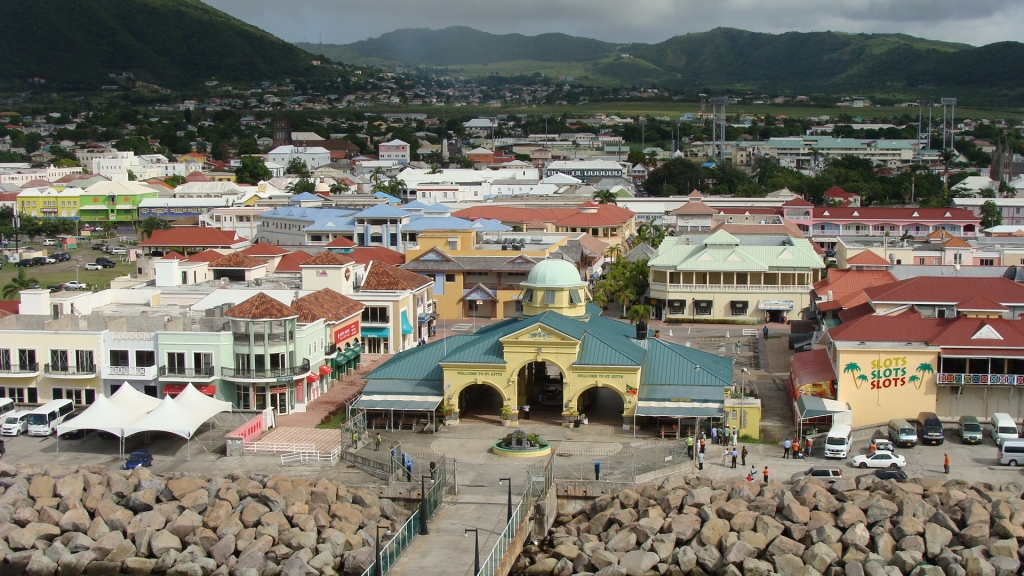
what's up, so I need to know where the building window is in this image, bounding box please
[136,350,155,367]
[0,387,38,404]
[569,290,583,304]
[0,349,9,371]
[543,290,556,305]
[193,352,213,376]
[522,288,534,303]
[980,259,995,266]
[362,306,390,323]
[52,387,96,406]
[730,301,748,316]
[109,350,129,367]
[694,300,713,316]
[167,352,186,375]
[668,300,685,315]
[444,274,456,283]
[236,384,252,410]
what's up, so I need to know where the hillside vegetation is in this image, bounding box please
[0,0,322,89]
[300,26,1024,101]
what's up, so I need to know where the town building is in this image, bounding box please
[377,139,410,164]
[545,160,627,179]
[16,186,83,219]
[139,197,234,221]
[648,228,825,323]
[452,203,636,247]
[357,259,741,433]
[77,181,160,225]
[268,146,331,171]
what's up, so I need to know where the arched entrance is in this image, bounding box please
[457,383,504,423]
[575,387,625,426]
[518,360,566,423]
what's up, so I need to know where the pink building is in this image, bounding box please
[378,139,410,164]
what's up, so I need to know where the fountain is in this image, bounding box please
[492,428,552,457]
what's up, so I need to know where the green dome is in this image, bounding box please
[525,259,585,287]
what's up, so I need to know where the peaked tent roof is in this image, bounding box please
[846,251,890,266]
[56,383,164,437]
[225,292,299,320]
[292,288,364,323]
[362,261,433,291]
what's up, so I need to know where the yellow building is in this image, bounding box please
[17,186,83,219]
[404,229,606,321]
[357,260,735,434]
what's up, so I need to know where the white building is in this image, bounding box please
[396,166,539,192]
[544,160,627,179]
[0,165,82,185]
[268,146,331,171]
[91,152,197,181]
[378,139,410,164]
[199,206,266,239]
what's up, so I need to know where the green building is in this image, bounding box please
[78,181,160,224]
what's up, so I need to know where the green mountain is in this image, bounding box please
[300,26,1024,100]
[0,0,321,89]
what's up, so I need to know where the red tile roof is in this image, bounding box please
[845,251,890,266]
[823,186,859,199]
[159,251,187,260]
[209,252,266,269]
[829,315,947,343]
[864,277,1024,305]
[185,171,210,183]
[942,236,972,248]
[361,261,433,291]
[241,243,290,256]
[813,269,897,311]
[140,228,245,248]
[830,312,1024,351]
[0,300,18,315]
[350,247,405,267]
[813,207,979,222]
[225,292,298,320]
[301,251,355,266]
[55,173,108,184]
[782,198,814,207]
[453,203,635,227]
[790,349,837,385]
[955,297,1008,312]
[186,249,227,263]
[22,179,52,188]
[325,236,356,248]
[671,202,718,215]
[275,250,312,273]
[291,288,364,324]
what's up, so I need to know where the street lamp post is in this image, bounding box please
[465,528,480,576]
[499,477,512,525]
[419,474,431,535]
[75,258,82,283]
[740,367,749,431]
[374,525,393,576]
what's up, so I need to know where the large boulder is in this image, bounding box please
[618,550,659,576]
[699,517,730,547]
[149,530,183,557]
[8,522,62,550]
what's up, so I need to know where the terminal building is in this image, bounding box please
[357,260,745,434]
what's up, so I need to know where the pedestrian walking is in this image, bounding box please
[686,435,694,459]
[523,404,530,420]
[721,448,730,466]
[732,431,738,447]
[374,433,382,451]
[783,438,792,459]
[741,446,748,466]
[697,450,704,471]
[731,448,738,469]
[763,325,769,338]
[763,466,769,483]
[351,431,359,448]
[944,453,950,474]
[805,438,812,458]
[710,426,718,445]
[699,437,706,454]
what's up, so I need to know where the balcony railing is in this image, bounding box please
[650,282,810,292]
[221,360,310,381]
[45,364,97,377]
[232,332,291,344]
[0,362,40,376]
[103,365,158,380]
[158,366,216,380]
[937,372,1024,386]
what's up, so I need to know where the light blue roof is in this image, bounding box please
[402,200,432,211]
[304,214,357,232]
[356,203,409,219]
[402,216,478,231]
[471,218,512,232]
[258,207,355,222]
[288,192,323,203]
[373,192,401,203]
[422,203,454,214]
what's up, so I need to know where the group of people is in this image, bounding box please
[782,437,813,459]
[709,424,739,447]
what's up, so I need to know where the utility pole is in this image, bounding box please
[711,97,728,163]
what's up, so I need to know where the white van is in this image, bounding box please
[1,411,30,436]
[0,398,14,418]
[998,438,1024,466]
[26,400,74,436]
[888,419,918,447]
[41,239,57,246]
[823,424,853,459]
[989,413,1019,444]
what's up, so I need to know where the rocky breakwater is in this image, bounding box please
[518,474,1024,576]
[0,462,410,576]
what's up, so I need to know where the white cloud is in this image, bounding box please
[206,0,1024,47]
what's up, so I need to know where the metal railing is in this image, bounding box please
[158,366,216,379]
[44,364,97,376]
[937,372,1024,386]
[360,509,421,576]
[650,283,810,292]
[280,446,341,465]
[222,360,310,380]
[421,457,449,522]
[475,456,552,576]
[0,363,40,375]
[244,441,315,454]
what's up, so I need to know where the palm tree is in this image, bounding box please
[3,268,39,299]
[137,216,172,241]
[427,164,442,174]
[616,291,632,318]
[625,304,651,325]
[939,148,956,191]
[329,182,350,194]
[604,244,623,261]
[594,189,618,205]
[369,167,387,185]
[645,151,659,170]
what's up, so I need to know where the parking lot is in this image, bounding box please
[1,239,135,292]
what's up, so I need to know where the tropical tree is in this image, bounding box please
[234,156,272,185]
[163,175,187,188]
[3,268,39,299]
[594,189,618,205]
[329,181,350,194]
[635,223,667,249]
[980,200,1001,230]
[427,164,442,174]
[939,148,956,190]
[604,244,623,261]
[369,167,387,185]
[625,304,652,325]
[616,291,633,318]
[645,151,659,170]
[285,158,311,178]
[288,178,316,194]
[137,216,172,241]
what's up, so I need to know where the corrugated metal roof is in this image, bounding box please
[365,335,475,381]
[574,333,644,367]
[641,338,733,387]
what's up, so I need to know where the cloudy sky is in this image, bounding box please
[207,0,1023,46]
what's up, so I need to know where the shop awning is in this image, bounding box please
[319,364,332,375]
[400,311,413,335]
[362,326,390,338]
[796,395,851,419]
[759,300,794,311]
[635,400,724,418]
[353,394,442,411]
[163,383,217,397]
[306,373,319,384]
[790,349,837,385]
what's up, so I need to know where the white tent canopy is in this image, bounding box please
[56,382,164,437]
[123,384,231,440]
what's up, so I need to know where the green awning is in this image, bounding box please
[635,400,724,418]
[400,311,413,335]
[354,394,442,411]
[796,395,851,419]
[362,326,390,338]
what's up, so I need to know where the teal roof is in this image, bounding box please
[575,332,645,367]
[650,235,824,272]
[525,259,585,287]
[640,338,733,388]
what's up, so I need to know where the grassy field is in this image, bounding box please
[1,244,135,298]
[362,101,1023,121]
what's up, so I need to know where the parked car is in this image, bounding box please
[958,416,983,444]
[95,258,116,268]
[852,450,906,469]
[790,467,843,483]
[123,449,153,470]
[41,239,57,246]
[46,285,62,293]
[14,259,34,267]
[43,257,56,264]
[30,256,47,266]
[917,412,945,445]
[53,253,71,262]
[84,263,104,271]
[869,438,896,453]
[109,247,127,255]
[63,281,87,290]
[92,243,106,250]
[873,469,908,481]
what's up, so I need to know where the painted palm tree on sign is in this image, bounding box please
[857,374,869,387]
[843,362,864,388]
[913,362,934,389]
[908,375,921,387]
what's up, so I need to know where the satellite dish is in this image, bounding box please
[954,264,961,271]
